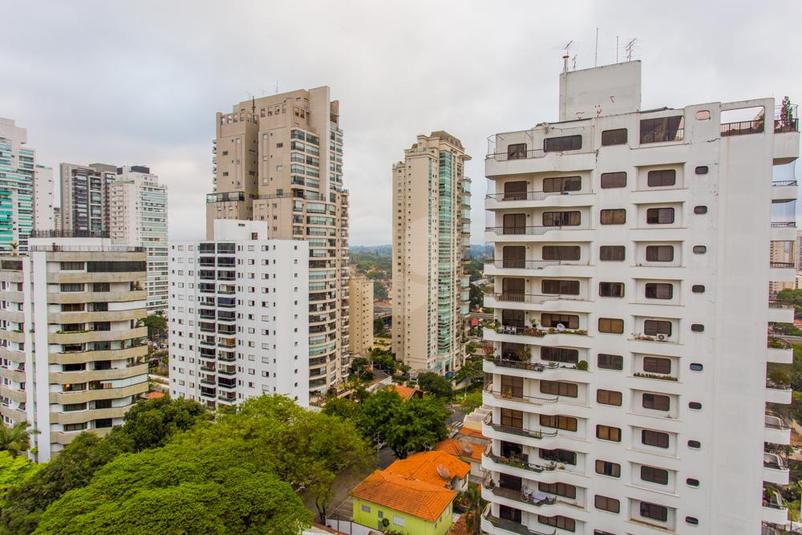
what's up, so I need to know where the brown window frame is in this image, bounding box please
[599,282,625,297]
[599,245,626,261]
[540,380,578,398]
[595,459,621,477]
[507,143,527,160]
[597,389,623,406]
[642,429,670,448]
[639,501,669,521]
[542,279,580,295]
[645,283,673,299]
[647,169,677,187]
[643,393,671,411]
[598,318,624,334]
[538,481,577,499]
[542,245,581,261]
[596,425,622,442]
[543,176,582,193]
[542,210,581,227]
[544,135,582,152]
[541,347,579,364]
[600,208,627,225]
[641,465,670,485]
[601,129,628,146]
[597,353,623,370]
[644,320,672,337]
[645,245,675,262]
[600,171,627,188]
[541,314,579,329]
[595,495,621,513]
[540,414,578,432]
[643,357,672,374]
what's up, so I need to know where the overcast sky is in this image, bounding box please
[1,0,800,245]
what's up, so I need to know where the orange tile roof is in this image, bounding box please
[386,384,419,400]
[435,438,484,463]
[456,427,485,440]
[145,391,165,399]
[351,470,456,522]
[384,451,470,485]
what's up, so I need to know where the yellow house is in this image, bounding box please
[351,451,470,535]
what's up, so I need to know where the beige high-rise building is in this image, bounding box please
[392,131,471,374]
[348,267,374,356]
[0,232,148,462]
[206,87,349,398]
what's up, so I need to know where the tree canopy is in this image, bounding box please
[417,371,453,398]
[0,422,32,459]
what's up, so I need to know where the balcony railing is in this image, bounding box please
[486,225,586,236]
[772,179,798,187]
[770,221,796,228]
[489,323,588,337]
[765,413,790,430]
[491,485,557,507]
[488,356,582,373]
[484,413,558,440]
[769,262,795,268]
[485,448,563,474]
[486,190,590,202]
[484,384,559,404]
[721,120,764,137]
[491,292,585,304]
[486,259,589,269]
[482,505,556,535]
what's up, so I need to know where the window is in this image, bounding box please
[686,478,700,487]
[691,284,705,293]
[600,172,627,188]
[543,176,581,193]
[542,246,580,261]
[541,381,578,397]
[600,245,625,261]
[641,465,669,485]
[500,375,523,398]
[60,283,84,293]
[689,401,702,410]
[500,408,523,429]
[644,320,672,337]
[507,143,527,160]
[539,448,576,465]
[543,211,581,226]
[695,165,709,175]
[393,516,405,526]
[595,460,621,477]
[597,353,623,370]
[538,515,576,532]
[646,208,675,224]
[502,181,527,200]
[598,318,624,334]
[360,505,371,513]
[541,314,579,329]
[597,389,622,406]
[686,516,699,525]
[540,414,577,432]
[695,110,711,120]
[691,323,704,332]
[647,169,676,187]
[599,282,625,297]
[645,283,673,299]
[643,393,671,411]
[595,495,621,513]
[538,482,576,499]
[600,209,626,225]
[688,439,701,448]
[60,262,84,271]
[601,129,628,146]
[643,357,671,374]
[692,245,707,254]
[694,205,708,214]
[542,279,580,295]
[645,246,674,262]
[541,347,579,364]
[544,135,582,152]
[596,425,621,442]
[640,116,684,143]
[639,502,668,522]
[689,363,703,371]
[642,430,670,448]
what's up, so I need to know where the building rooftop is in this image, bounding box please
[384,450,470,485]
[385,384,422,400]
[435,438,484,463]
[351,470,457,522]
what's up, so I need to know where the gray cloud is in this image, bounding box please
[1,0,800,244]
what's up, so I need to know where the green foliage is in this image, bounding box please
[385,396,449,459]
[360,390,403,445]
[0,397,209,534]
[469,283,484,310]
[459,390,483,413]
[0,452,41,508]
[322,397,362,421]
[454,356,484,387]
[0,422,32,458]
[141,313,167,341]
[772,322,802,336]
[373,281,388,300]
[370,349,398,375]
[417,372,453,398]
[577,360,589,371]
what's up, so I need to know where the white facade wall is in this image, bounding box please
[33,164,54,231]
[481,62,799,535]
[168,220,310,408]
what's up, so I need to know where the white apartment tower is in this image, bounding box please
[109,165,168,313]
[392,131,471,373]
[0,233,149,462]
[480,61,798,535]
[168,220,310,409]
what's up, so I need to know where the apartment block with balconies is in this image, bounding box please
[0,231,148,462]
[168,220,309,409]
[480,60,799,535]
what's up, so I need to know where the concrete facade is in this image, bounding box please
[480,61,798,535]
[0,118,40,253]
[59,162,116,235]
[348,267,374,356]
[392,132,471,374]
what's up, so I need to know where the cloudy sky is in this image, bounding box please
[1,0,800,244]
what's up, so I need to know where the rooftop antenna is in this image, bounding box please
[561,40,573,73]
[625,38,638,61]
[616,35,620,63]
[594,27,599,67]
[572,55,577,70]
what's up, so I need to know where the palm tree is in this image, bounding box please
[462,482,485,534]
[0,421,32,458]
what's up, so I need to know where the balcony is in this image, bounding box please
[482,413,557,445]
[769,221,797,242]
[483,384,558,409]
[766,380,793,405]
[483,448,565,478]
[484,259,591,278]
[768,301,795,323]
[767,338,793,364]
[762,486,789,525]
[763,452,791,486]
[774,104,800,164]
[765,413,791,445]
[485,190,595,210]
[485,292,590,314]
[485,225,592,243]
[771,180,798,202]
[481,506,556,535]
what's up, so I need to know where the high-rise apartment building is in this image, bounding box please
[109,165,168,313]
[168,220,310,408]
[480,61,797,535]
[0,118,45,253]
[392,132,471,374]
[206,87,349,398]
[59,162,116,234]
[33,164,54,232]
[348,266,374,356]
[0,232,148,462]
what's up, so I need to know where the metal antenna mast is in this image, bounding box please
[625,38,638,61]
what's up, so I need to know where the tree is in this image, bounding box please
[417,372,453,398]
[374,281,388,301]
[460,483,485,534]
[359,390,403,446]
[322,397,362,421]
[118,396,210,452]
[0,421,32,458]
[454,356,484,387]
[371,352,398,375]
[141,313,167,342]
[0,452,41,508]
[385,396,449,458]
[459,390,483,413]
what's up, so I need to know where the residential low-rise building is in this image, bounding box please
[0,231,149,462]
[168,220,310,408]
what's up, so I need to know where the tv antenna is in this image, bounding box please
[561,40,574,73]
[625,38,638,61]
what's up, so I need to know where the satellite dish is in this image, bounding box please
[436,464,451,480]
[556,323,566,332]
